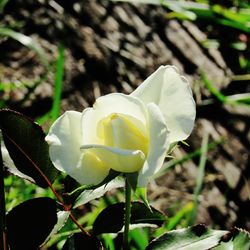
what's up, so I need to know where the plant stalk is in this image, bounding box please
[123,178,132,250]
[0,140,7,250]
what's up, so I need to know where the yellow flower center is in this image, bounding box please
[97,113,149,156]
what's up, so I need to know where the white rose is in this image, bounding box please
[45,66,196,187]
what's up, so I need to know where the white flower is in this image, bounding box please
[45,66,196,187]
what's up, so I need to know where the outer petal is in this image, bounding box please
[131,65,196,143]
[138,103,169,187]
[81,93,147,144]
[74,150,110,185]
[45,111,110,185]
[45,111,83,173]
[81,145,145,173]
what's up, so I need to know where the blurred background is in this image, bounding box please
[1,0,250,249]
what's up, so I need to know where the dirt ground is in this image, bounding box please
[1,0,250,234]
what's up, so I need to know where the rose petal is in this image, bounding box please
[138,103,169,187]
[131,65,196,143]
[46,111,110,185]
[97,112,148,155]
[45,111,82,174]
[80,144,145,173]
[81,93,147,145]
[74,150,110,185]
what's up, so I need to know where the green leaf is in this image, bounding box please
[135,187,151,212]
[149,226,250,250]
[93,202,166,235]
[73,178,124,208]
[131,202,165,226]
[62,233,102,250]
[213,228,250,250]
[93,203,124,235]
[146,224,228,249]
[44,211,70,245]
[0,109,59,188]
[6,197,58,250]
[65,169,121,202]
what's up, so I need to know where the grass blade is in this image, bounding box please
[130,228,149,250]
[226,93,250,105]
[166,202,194,231]
[36,44,64,126]
[0,27,49,68]
[155,138,225,178]
[50,43,64,122]
[201,73,227,103]
[112,1,250,33]
[0,0,9,12]
[202,73,250,106]
[188,133,209,225]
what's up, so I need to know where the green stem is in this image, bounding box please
[0,140,7,250]
[123,178,132,250]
